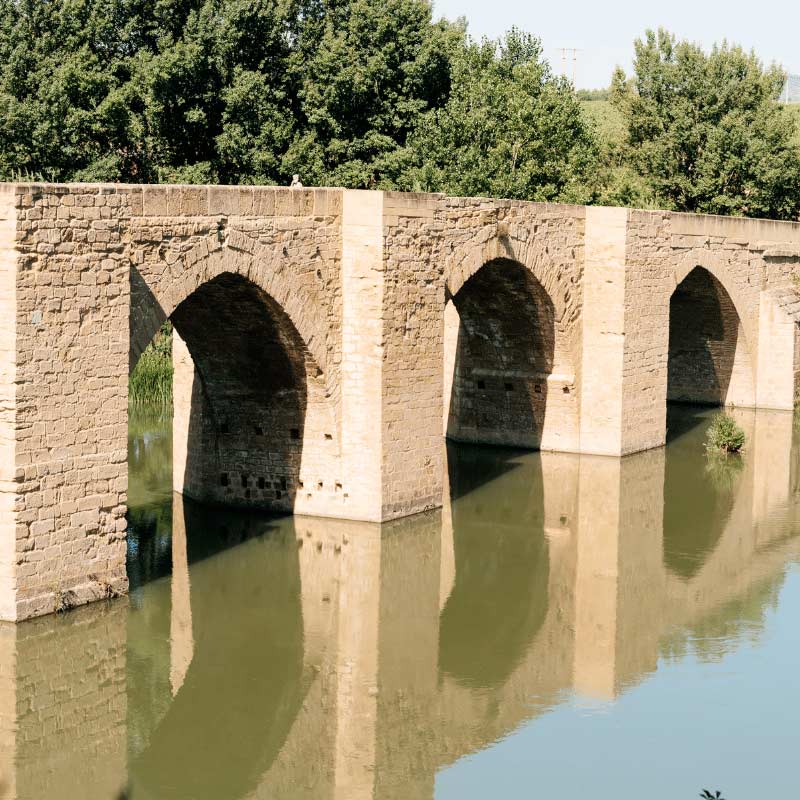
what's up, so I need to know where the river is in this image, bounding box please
[4,405,799,799]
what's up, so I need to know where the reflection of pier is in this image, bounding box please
[0,411,799,798]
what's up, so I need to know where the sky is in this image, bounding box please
[432,0,800,89]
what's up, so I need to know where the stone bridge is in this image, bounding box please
[1,182,800,620]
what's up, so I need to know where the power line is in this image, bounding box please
[555,48,583,85]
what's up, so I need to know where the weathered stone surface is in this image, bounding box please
[2,183,800,619]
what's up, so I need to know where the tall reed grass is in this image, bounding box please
[129,323,173,407]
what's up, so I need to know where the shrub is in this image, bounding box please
[705,413,745,454]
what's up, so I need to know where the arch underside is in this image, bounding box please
[444,259,578,451]
[667,267,755,408]
[165,272,339,514]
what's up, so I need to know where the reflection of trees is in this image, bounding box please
[659,573,783,664]
[704,451,744,494]
[128,409,173,509]
[127,408,174,591]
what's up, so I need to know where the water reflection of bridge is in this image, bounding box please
[2,410,799,799]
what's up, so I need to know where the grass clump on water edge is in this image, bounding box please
[705,412,745,454]
[129,323,173,407]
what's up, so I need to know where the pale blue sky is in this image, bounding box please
[432,0,799,89]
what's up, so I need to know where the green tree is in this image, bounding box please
[282,0,461,188]
[404,28,597,203]
[612,28,800,219]
[0,0,136,180]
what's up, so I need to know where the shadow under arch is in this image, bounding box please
[170,271,317,512]
[667,266,754,414]
[129,496,307,800]
[438,443,550,689]
[445,258,559,450]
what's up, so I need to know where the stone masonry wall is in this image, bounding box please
[380,193,444,518]
[3,182,800,620]
[0,186,18,620]
[8,184,131,620]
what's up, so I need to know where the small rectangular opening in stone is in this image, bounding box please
[281,477,287,490]
[335,482,342,492]
[276,490,282,499]
[317,480,323,489]
[324,433,333,440]
[219,422,229,434]
[477,380,486,390]
[220,473,229,487]
[258,477,265,490]
[504,382,514,392]
[534,384,542,394]
[562,385,570,394]
[255,425,264,436]
[241,474,248,488]
[290,428,300,440]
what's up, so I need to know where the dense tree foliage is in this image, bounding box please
[0,0,459,185]
[405,29,597,202]
[611,29,800,219]
[1,7,799,220]
[0,0,595,197]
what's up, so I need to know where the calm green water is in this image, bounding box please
[5,405,800,799]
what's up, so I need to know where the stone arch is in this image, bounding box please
[443,228,580,451]
[129,231,344,514]
[667,258,756,409]
[444,230,573,328]
[671,250,756,349]
[130,232,331,380]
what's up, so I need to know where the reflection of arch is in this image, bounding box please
[131,499,307,800]
[667,264,755,408]
[662,407,741,579]
[439,445,550,688]
[445,258,573,449]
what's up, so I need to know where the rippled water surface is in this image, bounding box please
[6,405,800,799]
